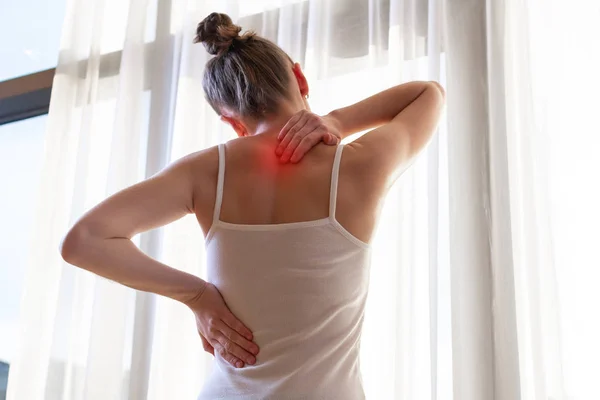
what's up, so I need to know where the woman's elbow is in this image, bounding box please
[59,224,90,264]
[429,81,446,97]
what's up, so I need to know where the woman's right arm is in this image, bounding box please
[328,81,442,139]
[343,81,445,189]
[276,81,444,168]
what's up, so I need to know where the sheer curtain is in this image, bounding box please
[7,1,448,399]
[445,0,600,399]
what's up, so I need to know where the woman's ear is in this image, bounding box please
[292,62,309,98]
[220,116,248,137]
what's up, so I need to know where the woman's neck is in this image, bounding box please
[248,101,310,138]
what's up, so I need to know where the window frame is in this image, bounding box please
[0,69,54,125]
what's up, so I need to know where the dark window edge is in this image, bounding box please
[0,69,54,126]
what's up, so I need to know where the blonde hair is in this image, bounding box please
[195,12,295,119]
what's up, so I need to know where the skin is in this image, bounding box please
[59,60,445,369]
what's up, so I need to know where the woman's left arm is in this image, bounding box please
[60,154,201,303]
[60,152,260,368]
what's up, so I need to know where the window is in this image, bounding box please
[0,0,67,81]
[0,116,48,398]
[0,2,68,398]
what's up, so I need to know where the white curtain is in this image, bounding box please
[445,0,600,399]
[7,0,599,399]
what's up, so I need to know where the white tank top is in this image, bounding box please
[198,144,372,400]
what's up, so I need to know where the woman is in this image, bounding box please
[60,12,444,399]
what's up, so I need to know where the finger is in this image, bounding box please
[280,119,321,163]
[277,116,305,155]
[289,131,323,164]
[324,132,340,146]
[213,341,245,368]
[200,334,215,355]
[277,118,307,156]
[277,114,310,157]
[214,331,257,366]
[222,313,255,343]
[277,111,304,141]
[219,318,259,356]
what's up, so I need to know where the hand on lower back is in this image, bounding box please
[188,282,259,368]
[276,110,342,164]
[200,333,214,355]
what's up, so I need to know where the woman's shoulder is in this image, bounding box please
[166,146,221,194]
[176,145,219,169]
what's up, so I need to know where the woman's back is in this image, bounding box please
[198,141,371,399]
[219,136,342,225]
[194,135,380,245]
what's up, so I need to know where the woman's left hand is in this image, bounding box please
[276,110,343,164]
[200,333,215,355]
[188,282,259,368]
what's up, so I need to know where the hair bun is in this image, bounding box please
[194,12,242,56]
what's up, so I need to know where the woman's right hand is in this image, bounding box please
[187,282,260,368]
[276,110,343,164]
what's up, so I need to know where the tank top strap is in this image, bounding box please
[213,143,226,224]
[329,145,345,219]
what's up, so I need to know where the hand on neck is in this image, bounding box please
[243,97,311,139]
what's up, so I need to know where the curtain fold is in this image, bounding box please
[443,1,600,400]
[444,0,548,398]
[444,1,496,397]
